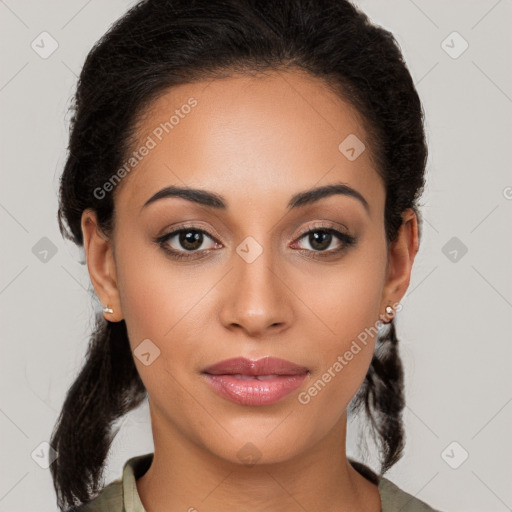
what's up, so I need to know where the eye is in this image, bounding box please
[292,223,356,257]
[154,222,357,262]
[155,225,220,260]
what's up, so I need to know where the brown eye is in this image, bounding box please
[294,227,356,255]
[306,231,333,251]
[155,226,220,260]
[178,230,204,251]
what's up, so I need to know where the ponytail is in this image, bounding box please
[349,319,406,474]
[49,318,146,510]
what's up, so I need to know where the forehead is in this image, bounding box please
[114,69,384,215]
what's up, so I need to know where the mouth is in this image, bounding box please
[202,356,310,377]
[201,357,310,406]
[219,374,289,380]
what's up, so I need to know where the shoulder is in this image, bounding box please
[378,476,444,512]
[72,479,123,512]
[71,453,153,512]
[348,458,443,512]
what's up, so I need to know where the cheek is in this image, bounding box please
[294,243,387,398]
[300,249,386,347]
[113,234,175,353]
[113,239,216,380]
[294,290,382,425]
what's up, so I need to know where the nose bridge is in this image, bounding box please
[220,231,292,334]
[237,234,277,292]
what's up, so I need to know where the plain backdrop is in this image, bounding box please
[1,1,511,511]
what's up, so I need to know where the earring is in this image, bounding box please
[380,304,394,324]
[102,304,114,314]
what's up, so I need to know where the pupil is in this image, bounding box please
[310,231,331,251]
[180,231,202,250]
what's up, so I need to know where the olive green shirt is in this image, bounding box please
[77,453,442,511]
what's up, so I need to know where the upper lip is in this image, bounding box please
[202,357,309,376]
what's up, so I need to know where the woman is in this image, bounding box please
[51,0,442,510]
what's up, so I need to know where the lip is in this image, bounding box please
[202,356,309,376]
[202,357,310,406]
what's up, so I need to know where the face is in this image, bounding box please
[82,69,416,466]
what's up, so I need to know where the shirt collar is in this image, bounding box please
[122,452,153,512]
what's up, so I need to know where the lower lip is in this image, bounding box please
[202,373,308,406]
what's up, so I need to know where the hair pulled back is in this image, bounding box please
[52,1,427,509]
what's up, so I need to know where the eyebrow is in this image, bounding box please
[141,182,370,214]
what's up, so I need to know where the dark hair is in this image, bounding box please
[51,0,427,509]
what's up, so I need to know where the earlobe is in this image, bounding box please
[380,208,419,311]
[81,209,124,321]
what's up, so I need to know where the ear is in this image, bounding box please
[380,208,419,314]
[81,209,124,321]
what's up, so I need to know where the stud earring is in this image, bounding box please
[380,304,395,324]
[102,304,114,314]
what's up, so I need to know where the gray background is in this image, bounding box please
[1,1,511,511]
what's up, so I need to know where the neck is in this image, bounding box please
[136,407,381,512]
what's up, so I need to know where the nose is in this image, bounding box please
[218,240,294,337]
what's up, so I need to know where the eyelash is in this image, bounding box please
[154,223,357,261]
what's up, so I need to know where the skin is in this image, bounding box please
[81,69,418,512]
